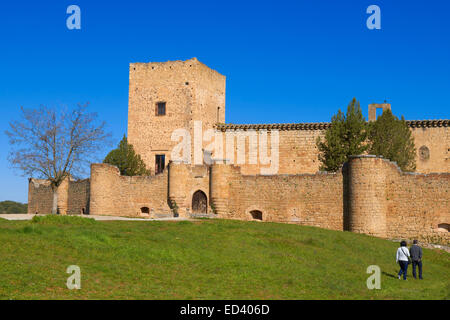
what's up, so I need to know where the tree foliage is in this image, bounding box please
[103,135,150,176]
[0,201,27,214]
[317,99,417,172]
[5,103,111,214]
[316,98,368,172]
[368,109,416,172]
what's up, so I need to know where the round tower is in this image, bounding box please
[57,177,70,215]
[210,162,231,217]
[347,155,387,237]
[168,161,189,217]
[89,163,120,216]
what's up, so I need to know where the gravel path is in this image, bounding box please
[0,214,190,222]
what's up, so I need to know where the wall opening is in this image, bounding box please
[376,108,383,119]
[81,208,85,215]
[155,155,165,174]
[141,207,150,215]
[437,223,449,232]
[250,210,263,221]
[156,101,166,116]
[419,145,430,161]
[192,190,207,214]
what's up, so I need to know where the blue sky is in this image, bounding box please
[0,0,449,203]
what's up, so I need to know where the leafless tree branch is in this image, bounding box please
[5,103,112,213]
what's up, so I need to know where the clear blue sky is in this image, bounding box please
[0,0,449,203]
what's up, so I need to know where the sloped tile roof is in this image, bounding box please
[215,120,449,131]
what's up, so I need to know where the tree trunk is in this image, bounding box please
[52,188,58,214]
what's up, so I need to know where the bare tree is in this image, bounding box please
[5,103,112,214]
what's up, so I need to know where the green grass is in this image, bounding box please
[0,216,448,300]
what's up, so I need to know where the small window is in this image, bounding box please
[419,145,430,160]
[155,155,165,174]
[141,207,150,215]
[156,102,166,116]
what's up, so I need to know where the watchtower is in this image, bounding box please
[127,58,226,174]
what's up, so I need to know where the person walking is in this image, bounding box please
[396,241,411,280]
[410,240,423,279]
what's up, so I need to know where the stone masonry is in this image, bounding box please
[28,58,450,244]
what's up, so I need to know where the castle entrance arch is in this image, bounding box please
[192,190,207,214]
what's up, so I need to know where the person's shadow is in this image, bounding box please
[382,271,397,278]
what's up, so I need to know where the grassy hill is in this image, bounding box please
[0,215,448,300]
[0,201,27,214]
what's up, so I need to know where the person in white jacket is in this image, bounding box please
[396,240,411,280]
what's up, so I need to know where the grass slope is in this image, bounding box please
[0,216,448,300]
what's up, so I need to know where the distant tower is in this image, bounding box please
[127,58,226,174]
[368,102,391,121]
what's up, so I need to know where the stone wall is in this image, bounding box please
[214,122,449,175]
[28,157,449,244]
[28,177,90,215]
[67,179,90,215]
[89,163,171,217]
[384,160,450,244]
[205,156,449,244]
[411,126,449,173]
[212,128,325,175]
[28,179,53,214]
[347,156,449,244]
[209,163,344,230]
[168,162,210,217]
[89,162,211,218]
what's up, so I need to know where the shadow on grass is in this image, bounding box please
[382,271,397,279]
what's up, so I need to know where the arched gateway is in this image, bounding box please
[192,190,207,214]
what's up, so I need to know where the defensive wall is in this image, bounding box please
[28,177,89,215]
[28,155,449,244]
[214,120,449,175]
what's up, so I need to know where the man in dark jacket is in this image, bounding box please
[410,240,423,279]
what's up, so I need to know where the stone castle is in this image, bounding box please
[28,58,450,243]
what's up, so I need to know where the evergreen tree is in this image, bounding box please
[316,98,368,172]
[367,109,416,172]
[103,135,150,176]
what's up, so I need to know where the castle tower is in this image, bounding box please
[127,58,226,174]
[346,155,388,237]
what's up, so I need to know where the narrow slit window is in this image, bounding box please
[155,155,165,174]
[156,102,166,116]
